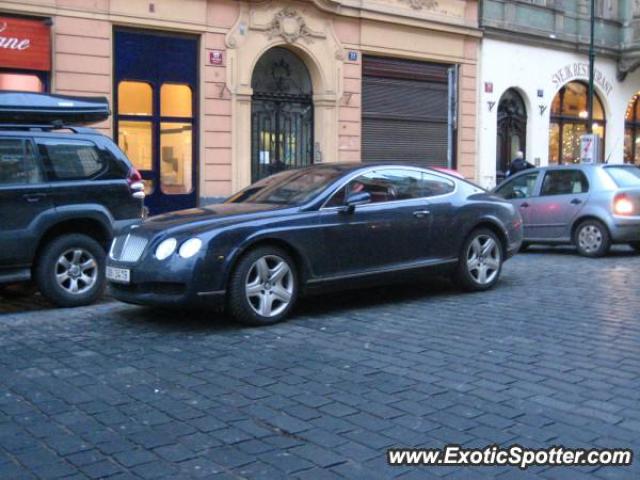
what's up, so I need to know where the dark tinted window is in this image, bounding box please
[0,138,44,185]
[326,169,455,207]
[605,166,640,187]
[226,167,345,205]
[541,170,589,196]
[495,172,538,199]
[38,139,105,180]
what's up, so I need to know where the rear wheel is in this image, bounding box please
[452,228,503,291]
[35,234,106,307]
[574,220,610,257]
[228,247,298,326]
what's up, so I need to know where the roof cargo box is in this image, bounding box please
[0,91,110,125]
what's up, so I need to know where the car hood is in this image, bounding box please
[132,203,293,236]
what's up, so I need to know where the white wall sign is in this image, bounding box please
[551,63,613,96]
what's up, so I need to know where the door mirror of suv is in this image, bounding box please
[340,191,371,213]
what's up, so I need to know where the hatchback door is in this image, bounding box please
[494,170,540,239]
[0,137,52,268]
[526,169,590,240]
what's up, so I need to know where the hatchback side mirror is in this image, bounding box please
[340,191,371,213]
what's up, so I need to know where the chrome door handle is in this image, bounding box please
[570,198,583,205]
[413,209,431,218]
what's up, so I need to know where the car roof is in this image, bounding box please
[303,162,457,175]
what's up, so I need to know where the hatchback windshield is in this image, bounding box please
[226,167,345,205]
[604,166,640,188]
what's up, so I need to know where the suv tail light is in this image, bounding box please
[127,167,145,200]
[613,193,634,216]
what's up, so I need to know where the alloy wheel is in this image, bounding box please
[578,225,603,254]
[245,255,294,318]
[55,248,98,295]
[466,234,501,285]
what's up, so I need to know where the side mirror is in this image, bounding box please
[339,191,371,213]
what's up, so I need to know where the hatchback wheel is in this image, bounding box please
[35,234,106,307]
[453,228,503,291]
[228,247,298,326]
[575,220,610,257]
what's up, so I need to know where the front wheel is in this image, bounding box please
[228,247,298,326]
[574,220,610,257]
[452,228,503,292]
[35,234,106,307]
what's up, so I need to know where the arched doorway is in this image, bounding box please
[549,81,606,164]
[251,47,314,182]
[624,93,640,164]
[496,89,527,179]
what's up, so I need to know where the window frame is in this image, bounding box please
[0,137,47,187]
[495,171,540,199]
[539,169,590,197]
[320,166,457,210]
[36,137,108,182]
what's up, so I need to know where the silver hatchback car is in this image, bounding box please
[493,164,640,257]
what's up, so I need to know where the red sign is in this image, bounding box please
[0,16,51,71]
[209,50,223,66]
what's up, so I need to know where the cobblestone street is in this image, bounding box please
[1,247,639,479]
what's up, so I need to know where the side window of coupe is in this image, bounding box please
[496,172,538,199]
[540,170,589,196]
[326,169,455,207]
[0,138,44,185]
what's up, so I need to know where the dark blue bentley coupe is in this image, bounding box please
[107,164,523,325]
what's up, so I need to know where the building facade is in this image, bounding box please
[0,0,480,214]
[479,0,640,188]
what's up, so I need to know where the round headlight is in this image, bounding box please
[178,238,202,259]
[155,238,177,260]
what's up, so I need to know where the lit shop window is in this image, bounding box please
[0,73,44,92]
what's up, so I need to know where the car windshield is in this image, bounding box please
[604,166,640,188]
[225,167,345,205]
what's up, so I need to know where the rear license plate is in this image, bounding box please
[106,266,130,284]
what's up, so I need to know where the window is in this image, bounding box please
[624,93,640,165]
[37,139,105,180]
[495,172,539,199]
[540,170,589,196]
[326,169,455,207]
[549,81,605,164]
[0,139,43,185]
[161,84,192,117]
[118,81,152,116]
[0,73,44,92]
[604,166,640,188]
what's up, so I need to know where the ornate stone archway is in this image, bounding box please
[225,1,345,189]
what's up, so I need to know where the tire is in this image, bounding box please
[452,228,504,292]
[35,234,106,307]
[227,246,298,326]
[629,242,640,254]
[574,219,611,257]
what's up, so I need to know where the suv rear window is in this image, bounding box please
[604,166,640,188]
[37,139,105,180]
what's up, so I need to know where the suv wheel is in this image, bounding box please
[575,220,610,257]
[453,228,503,292]
[228,247,298,326]
[35,234,106,307]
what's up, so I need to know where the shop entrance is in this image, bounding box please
[251,47,314,183]
[114,29,198,215]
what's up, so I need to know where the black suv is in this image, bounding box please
[0,92,144,307]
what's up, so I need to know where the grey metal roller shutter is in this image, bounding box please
[362,56,451,167]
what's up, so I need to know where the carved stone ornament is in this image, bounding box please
[401,0,439,10]
[267,8,313,44]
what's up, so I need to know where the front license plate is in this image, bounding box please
[106,266,130,284]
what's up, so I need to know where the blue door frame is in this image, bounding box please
[114,29,199,215]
